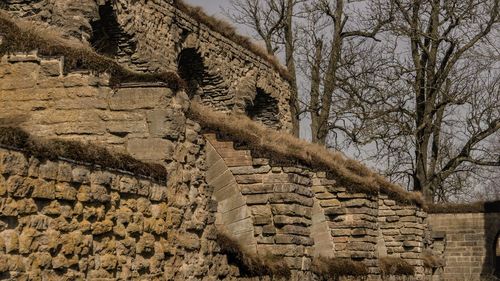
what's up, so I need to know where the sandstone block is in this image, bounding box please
[40,59,61,76]
[110,87,172,111]
[147,108,186,140]
[72,167,90,183]
[127,138,175,161]
[92,220,113,235]
[31,179,56,199]
[55,182,78,200]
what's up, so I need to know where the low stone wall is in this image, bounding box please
[427,212,500,281]
[378,196,427,276]
[204,132,430,280]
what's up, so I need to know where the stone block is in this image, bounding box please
[110,87,172,110]
[72,167,90,183]
[127,138,175,161]
[271,204,311,218]
[40,59,61,77]
[55,182,78,201]
[229,165,271,175]
[30,178,55,199]
[147,108,186,140]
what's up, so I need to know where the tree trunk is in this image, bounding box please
[285,0,300,137]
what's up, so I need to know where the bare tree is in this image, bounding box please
[226,0,391,143]
[227,0,500,202]
[226,0,302,137]
[334,0,500,202]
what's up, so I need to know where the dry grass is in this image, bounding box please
[172,0,291,81]
[421,250,445,269]
[379,257,415,276]
[0,11,185,90]
[425,201,500,214]
[0,127,167,183]
[311,256,369,280]
[216,232,291,278]
[189,102,423,206]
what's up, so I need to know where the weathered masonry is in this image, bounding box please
[1,0,293,131]
[427,204,500,281]
[0,1,498,280]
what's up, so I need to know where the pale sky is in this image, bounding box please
[183,0,252,36]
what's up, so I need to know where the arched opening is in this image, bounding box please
[177,48,205,97]
[245,88,279,128]
[90,3,136,57]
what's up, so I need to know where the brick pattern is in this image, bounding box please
[378,196,427,277]
[0,148,171,279]
[428,213,500,281]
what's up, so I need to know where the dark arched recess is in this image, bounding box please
[177,48,205,97]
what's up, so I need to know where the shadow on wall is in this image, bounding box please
[90,2,136,58]
[245,88,279,128]
[177,47,205,97]
[495,230,500,278]
[483,202,500,278]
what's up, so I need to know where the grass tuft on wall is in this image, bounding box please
[311,256,369,281]
[379,257,415,276]
[216,232,291,278]
[189,102,423,206]
[0,127,167,183]
[0,11,186,90]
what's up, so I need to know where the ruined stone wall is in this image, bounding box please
[1,0,293,132]
[0,54,246,280]
[111,0,292,131]
[427,212,500,281]
[378,196,427,276]
[204,132,430,280]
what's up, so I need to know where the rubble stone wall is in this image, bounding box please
[0,148,172,280]
[427,212,500,281]
[0,54,243,280]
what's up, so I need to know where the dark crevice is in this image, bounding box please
[177,48,205,98]
[245,88,279,128]
[90,3,136,58]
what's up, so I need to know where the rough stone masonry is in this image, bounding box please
[1,0,499,280]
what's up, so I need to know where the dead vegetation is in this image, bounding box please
[0,127,167,183]
[425,201,500,214]
[172,0,291,81]
[188,102,423,205]
[379,257,415,276]
[311,256,369,280]
[0,11,185,90]
[421,250,445,269]
[215,232,291,278]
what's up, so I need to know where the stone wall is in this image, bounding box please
[0,148,171,279]
[1,0,293,132]
[204,132,430,280]
[427,212,500,281]
[0,54,245,280]
[378,196,427,276]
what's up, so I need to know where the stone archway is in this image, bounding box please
[245,88,280,128]
[90,2,136,58]
[177,48,205,98]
